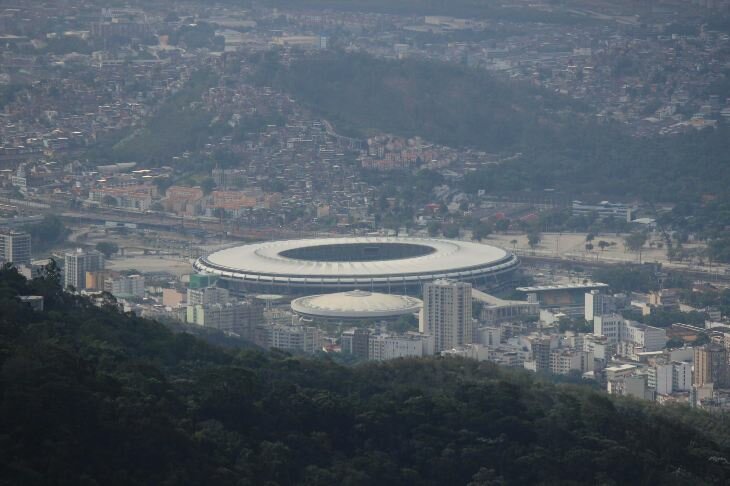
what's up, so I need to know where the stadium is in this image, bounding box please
[193,236,519,296]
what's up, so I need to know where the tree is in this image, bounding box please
[96,241,119,258]
[598,240,610,252]
[624,232,648,253]
[201,177,216,195]
[586,233,595,242]
[23,214,69,252]
[495,219,510,232]
[624,232,648,262]
[102,195,118,207]
[427,221,441,237]
[472,222,491,241]
[585,243,594,252]
[527,231,541,250]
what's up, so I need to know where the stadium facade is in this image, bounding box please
[193,237,520,296]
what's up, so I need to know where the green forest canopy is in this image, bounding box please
[1,264,730,484]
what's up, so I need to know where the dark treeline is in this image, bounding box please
[2,264,730,484]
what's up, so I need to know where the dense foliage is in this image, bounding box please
[2,265,730,485]
[253,52,730,205]
[22,214,70,252]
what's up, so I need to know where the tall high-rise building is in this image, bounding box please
[421,279,472,352]
[0,230,32,266]
[694,344,730,388]
[64,248,104,290]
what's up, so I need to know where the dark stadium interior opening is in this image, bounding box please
[279,242,437,262]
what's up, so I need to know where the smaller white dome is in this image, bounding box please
[291,290,422,320]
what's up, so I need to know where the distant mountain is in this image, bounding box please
[253,51,730,203]
[1,263,729,484]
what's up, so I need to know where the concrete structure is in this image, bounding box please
[291,290,422,323]
[0,230,31,265]
[194,237,519,296]
[472,289,538,326]
[421,279,472,352]
[64,248,104,290]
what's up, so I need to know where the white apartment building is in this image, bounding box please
[421,279,473,352]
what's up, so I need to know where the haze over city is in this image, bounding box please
[2,0,730,484]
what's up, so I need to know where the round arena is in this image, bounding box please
[291,290,423,323]
[193,237,519,296]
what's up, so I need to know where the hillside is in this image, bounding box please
[1,263,730,485]
[253,52,730,204]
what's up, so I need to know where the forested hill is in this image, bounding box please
[2,264,730,485]
[252,52,730,203]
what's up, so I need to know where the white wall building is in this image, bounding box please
[370,333,435,361]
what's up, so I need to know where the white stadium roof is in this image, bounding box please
[193,237,519,291]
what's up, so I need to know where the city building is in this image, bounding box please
[585,290,616,321]
[64,248,104,290]
[525,336,552,372]
[694,344,730,388]
[421,279,473,352]
[187,300,264,338]
[571,200,636,222]
[187,286,230,306]
[472,289,538,326]
[0,230,31,266]
[255,323,322,354]
[104,274,145,298]
[367,332,435,361]
[517,282,609,317]
[594,313,624,343]
[549,349,594,375]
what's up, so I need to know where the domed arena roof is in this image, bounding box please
[291,290,422,320]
